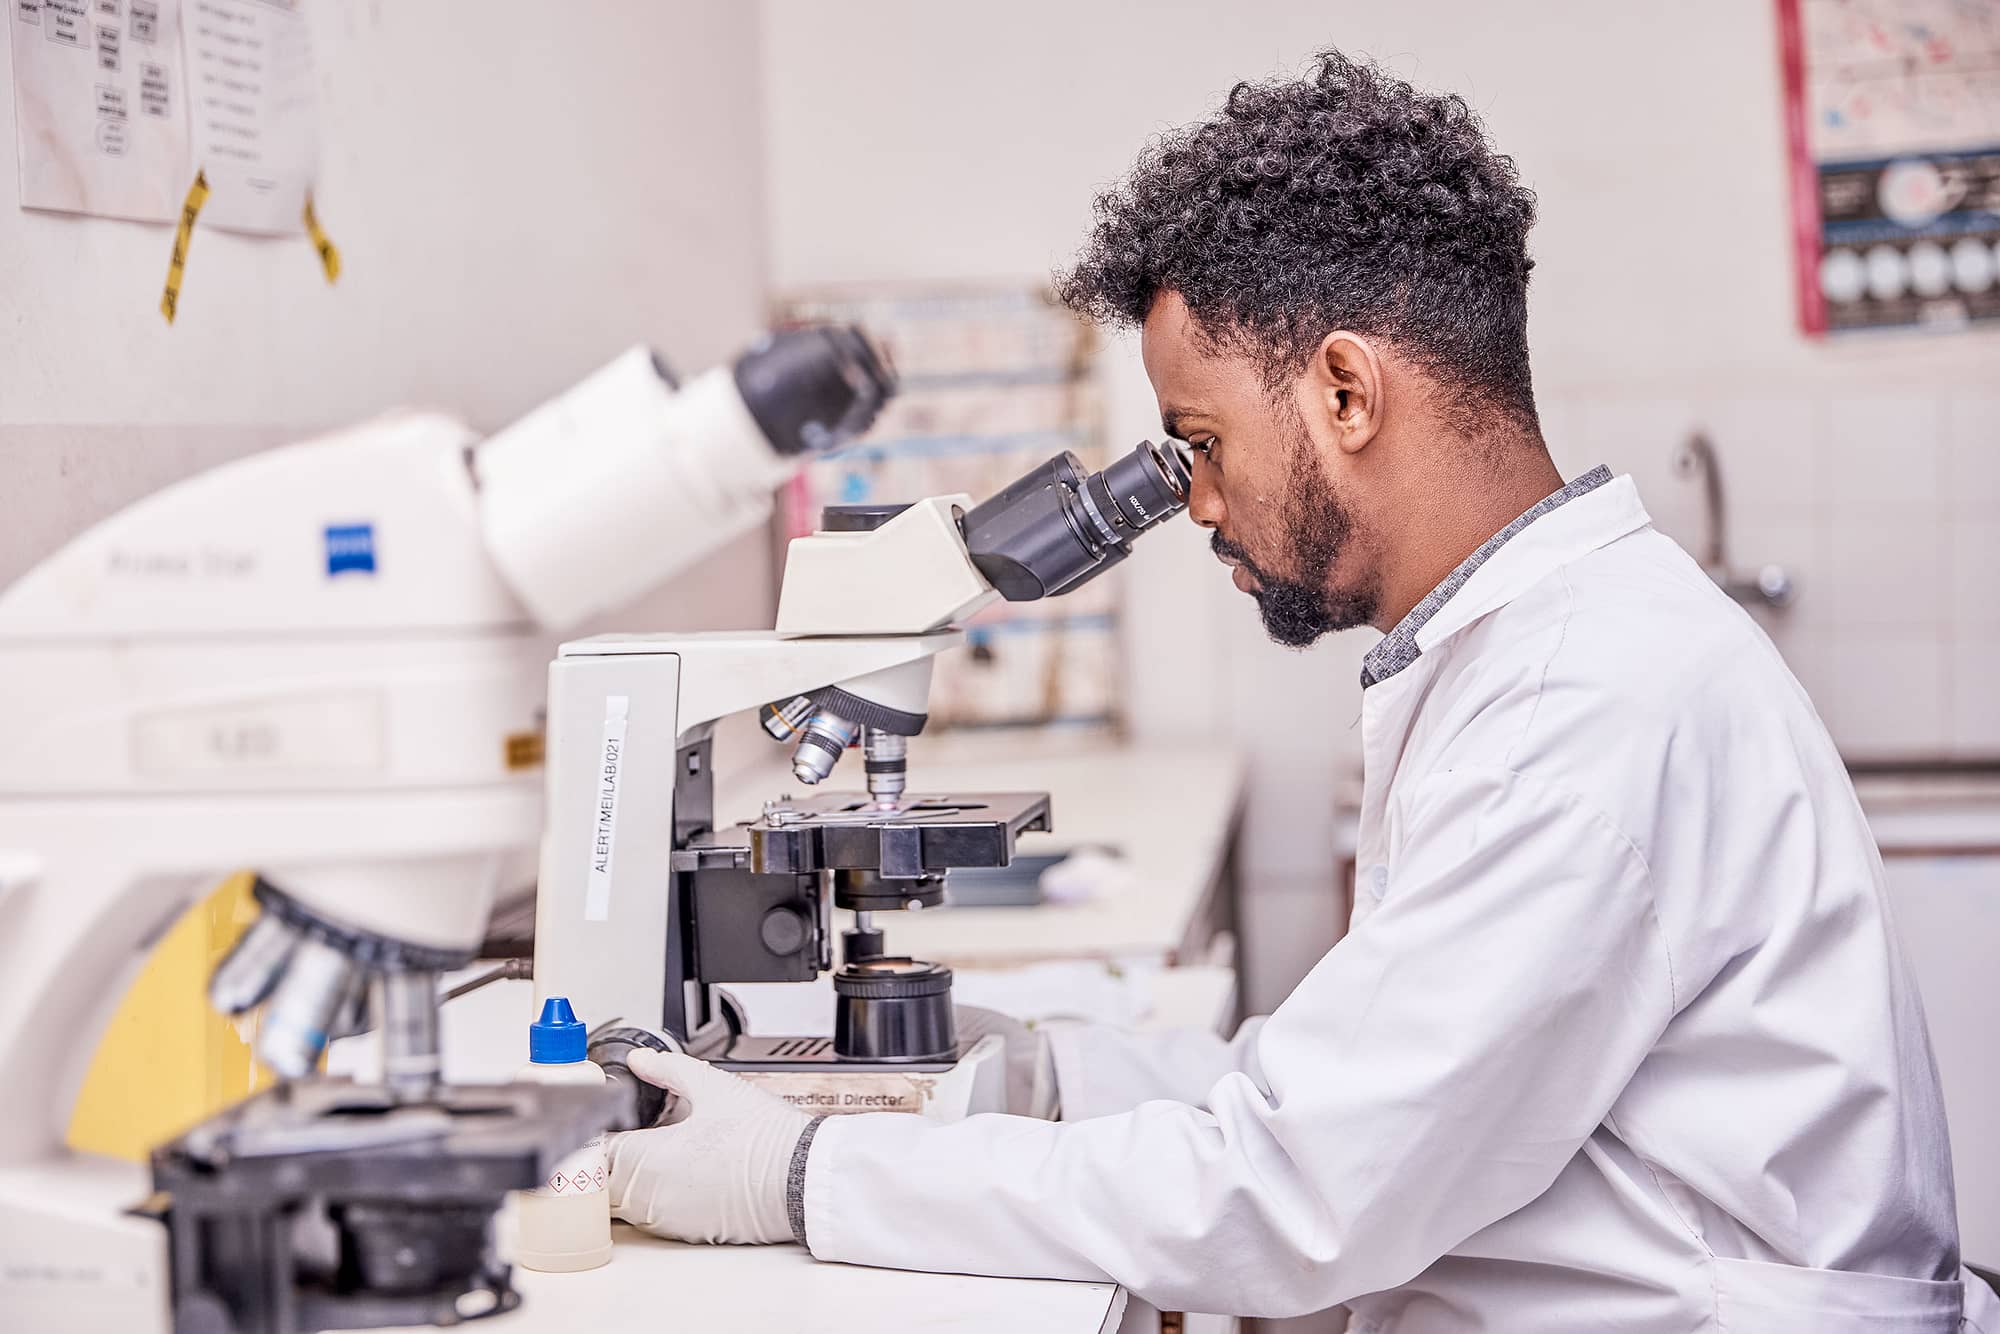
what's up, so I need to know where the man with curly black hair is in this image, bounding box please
[608,50,1987,1334]
[1055,48,1551,654]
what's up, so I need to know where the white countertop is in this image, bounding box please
[451,1232,1126,1334]
[716,730,1248,967]
[360,963,1231,1334]
[1851,772,2000,853]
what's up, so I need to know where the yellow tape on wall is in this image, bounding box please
[66,873,273,1161]
[304,193,342,283]
[158,177,340,324]
[158,170,210,326]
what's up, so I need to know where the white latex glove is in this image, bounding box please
[605,1050,812,1245]
[954,1004,1062,1120]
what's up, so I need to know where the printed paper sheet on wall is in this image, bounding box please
[776,287,1118,731]
[10,0,316,233]
[1778,0,2000,334]
[10,0,190,221]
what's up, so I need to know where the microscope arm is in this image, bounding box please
[473,332,891,633]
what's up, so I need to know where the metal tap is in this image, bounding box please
[1673,431,1795,611]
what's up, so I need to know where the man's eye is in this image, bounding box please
[1190,438,1216,458]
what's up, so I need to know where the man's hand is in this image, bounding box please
[606,1050,813,1245]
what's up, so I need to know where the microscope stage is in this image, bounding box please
[672,789,1052,878]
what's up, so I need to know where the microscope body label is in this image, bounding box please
[739,1071,940,1116]
[323,522,377,576]
[133,688,385,777]
[583,693,629,920]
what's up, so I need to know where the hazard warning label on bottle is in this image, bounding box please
[533,1134,607,1198]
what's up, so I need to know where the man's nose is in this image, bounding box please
[1187,457,1225,530]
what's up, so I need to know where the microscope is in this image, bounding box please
[533,441,1192,1125]
[0,325,894,1333]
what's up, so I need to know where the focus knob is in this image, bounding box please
[759,906,809,957]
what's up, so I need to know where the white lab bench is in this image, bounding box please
[440,961,1239,1334]
[375,732,1249,1334]
[499,1226,1129,1334]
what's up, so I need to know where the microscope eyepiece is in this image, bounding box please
[1091,437,1192,540]
[957,438,1192,602]
[733,325,897,458]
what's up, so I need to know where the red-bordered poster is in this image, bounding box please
[1777,0,2000,335]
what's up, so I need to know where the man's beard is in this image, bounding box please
[1211,427,1377,649]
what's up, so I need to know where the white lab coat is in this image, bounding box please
[801,476,1998,1332]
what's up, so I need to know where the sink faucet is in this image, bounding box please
[1672,430,1795,610]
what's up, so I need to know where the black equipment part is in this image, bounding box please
[819,503,911,533]
[843,922,887,964]
[148,1080,613,1334]
[833,868,946,912]
[671,790,1051,881]
[958,440,1191,601]
[588,1023,687,1132]
[805,684,928,737]
[691,867,825,984]
[251,879,474,976]
[733,326,896,458]
[833,958,956,1063]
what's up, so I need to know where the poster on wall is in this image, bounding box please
[1778,0,2000,335]
[10,0,317,233]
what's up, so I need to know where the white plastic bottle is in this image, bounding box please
[514,996,613,1271]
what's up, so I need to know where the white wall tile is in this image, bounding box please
[1951,634,2000,755]
[1823,394,1946,513]
[1767,626,1837,722]
[1813,630,1949,759]
[1568,397,1706,547]
[1119,519,1233,744]
[1951,520,2000,633]
[1237,875,1346,1016]
[1824,512,1950,629]
[1944,394,2000,520]
[1225,632,1367,753]
[1704,394,1824,520]
[1234,754,1347,884]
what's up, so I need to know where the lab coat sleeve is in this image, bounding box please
[802,766,1675,1317]
[1045,1017,1269,1120]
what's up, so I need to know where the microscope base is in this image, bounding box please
[148,1079,615,1334]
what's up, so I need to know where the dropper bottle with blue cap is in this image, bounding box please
[513,997,612,1271]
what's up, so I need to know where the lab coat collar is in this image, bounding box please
[1408,474,1652,662]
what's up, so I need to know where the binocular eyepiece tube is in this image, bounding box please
[958,439,1193,603]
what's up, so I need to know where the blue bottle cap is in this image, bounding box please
[529,996,588,1064]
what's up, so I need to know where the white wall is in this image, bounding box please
[760,0,2000,1007]
[2,0,776,628]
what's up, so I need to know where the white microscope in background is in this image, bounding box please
[0,325,897,1334]
[534,439,1194,1126]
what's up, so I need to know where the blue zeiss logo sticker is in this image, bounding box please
[324,523,377,576]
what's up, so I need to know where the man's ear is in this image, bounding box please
[1309,332,1385,456]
